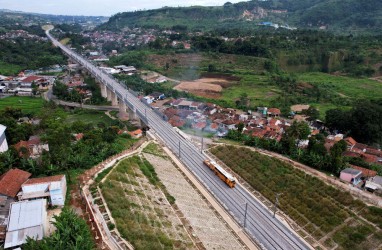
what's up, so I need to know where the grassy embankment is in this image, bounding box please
[99,155,189,249]
[211,145,382,249]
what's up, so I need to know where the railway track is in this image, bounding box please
[47,30,310,250]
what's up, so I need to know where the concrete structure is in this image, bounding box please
[4,199,47,249]
[0,125,8,153]
[340,168,362,185]
[19,175,66,206]
[365,176,382,192]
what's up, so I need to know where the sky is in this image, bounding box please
[0,0,247,16]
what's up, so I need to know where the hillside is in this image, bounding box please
[98,0,382,34]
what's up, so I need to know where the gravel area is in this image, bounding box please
[144,153,246,250]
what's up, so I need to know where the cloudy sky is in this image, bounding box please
[0,0,247,16]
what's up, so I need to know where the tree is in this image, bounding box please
[286,121,310,141]
[24,208,95,250]
[304,106,320,121]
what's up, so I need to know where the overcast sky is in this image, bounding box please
[0,0,247,16]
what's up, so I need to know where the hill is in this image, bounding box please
[98,0,382,34]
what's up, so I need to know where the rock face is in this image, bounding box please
[241,7,268,21]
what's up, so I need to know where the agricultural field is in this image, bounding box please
[100,156,195,250]
[298,72,382,101]
[0,96,45,115]
[210,145,382,250]
[65,109,115,125]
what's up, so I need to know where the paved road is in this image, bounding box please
[47,29,310,250]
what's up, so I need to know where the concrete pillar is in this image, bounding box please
[99,83,107,98]
[111,91,118,106]
[128,107,137,121]
[106,88,112,102]
[118,100,128,120]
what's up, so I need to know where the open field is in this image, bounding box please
[65,109,115,125]
[0,96,45,115]
[100,156,195,250]
[299,72,382,100]
[210,145,382,250]
[0,61,23,75]
[175,78,225,99]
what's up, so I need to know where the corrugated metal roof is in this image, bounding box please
[4,199,46,249]
[8,199,46,231]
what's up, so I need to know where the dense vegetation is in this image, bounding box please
[326,100,382,145]
[99,0,382,34]
[211,145,382,249]
[0,102,137,177]
[24,208,95,250]
[0,38,65,75]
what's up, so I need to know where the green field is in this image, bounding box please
[65,109,115,125]
[0,62,23,75]
[211,145,382,249]
[0,96,45,115]
[299,72,382,100]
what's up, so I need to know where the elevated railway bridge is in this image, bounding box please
[47,30,311,250]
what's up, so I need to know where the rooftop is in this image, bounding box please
[0,169,31,197]
[22,175,64,186]
[341,168,362,176]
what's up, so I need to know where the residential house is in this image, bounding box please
[128,129,143,139]
[18,175,67,206]
[0,124,8,153]
[0,169,31,199]
[340,168,362,185]
[365,176,382,193]
[350,165,377,178]
[204,123,219,133]
[14,136,49,159]
[4,199,48,249]
[268,108,281,117]
[192,122,207,131]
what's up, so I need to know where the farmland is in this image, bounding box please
[133,51,382,115]
[0,96,45,115]
[210,145,382,250]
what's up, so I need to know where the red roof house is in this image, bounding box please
[0,169,31,197]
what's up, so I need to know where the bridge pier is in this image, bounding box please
[118,100,128,120]
[99,83,107,98]
[110,91,118,106]
[106,88,112,102]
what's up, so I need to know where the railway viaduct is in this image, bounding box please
[46,29,311,250]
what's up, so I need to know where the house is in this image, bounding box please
[217,120,237,130]
[350,165,377,178]
[340,168,362,185]
[14,136,49,159]
[268,108,281,117]
[0,169,31,198]
[4,199,48,249]
[18,175,67,206]
[128,129,143,139]
[0,124,8,153]
[204,123,219,133]
[365,176,382,193]
[192,122,207,131]
[150,92,165,100]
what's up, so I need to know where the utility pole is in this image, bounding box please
[201,136,204,153]
[244,202,248,228]
[273,193,282,218]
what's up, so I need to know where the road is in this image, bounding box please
[46,29,310,250]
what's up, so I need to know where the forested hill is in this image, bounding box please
[99,0,382,34]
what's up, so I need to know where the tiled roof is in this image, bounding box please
[350,165,377,178]
[0,169,31,197]
[23,175,64,185]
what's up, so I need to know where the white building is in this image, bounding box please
[4,199,48,249]
[0,124,8,153]
[18,175,67,206]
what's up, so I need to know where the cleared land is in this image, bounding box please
[65,109,115,125]
[175,78,224,99]
[210,145,382,250]
[100,156,195,250]
[143,143,245,249]
[0,96,44,114]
